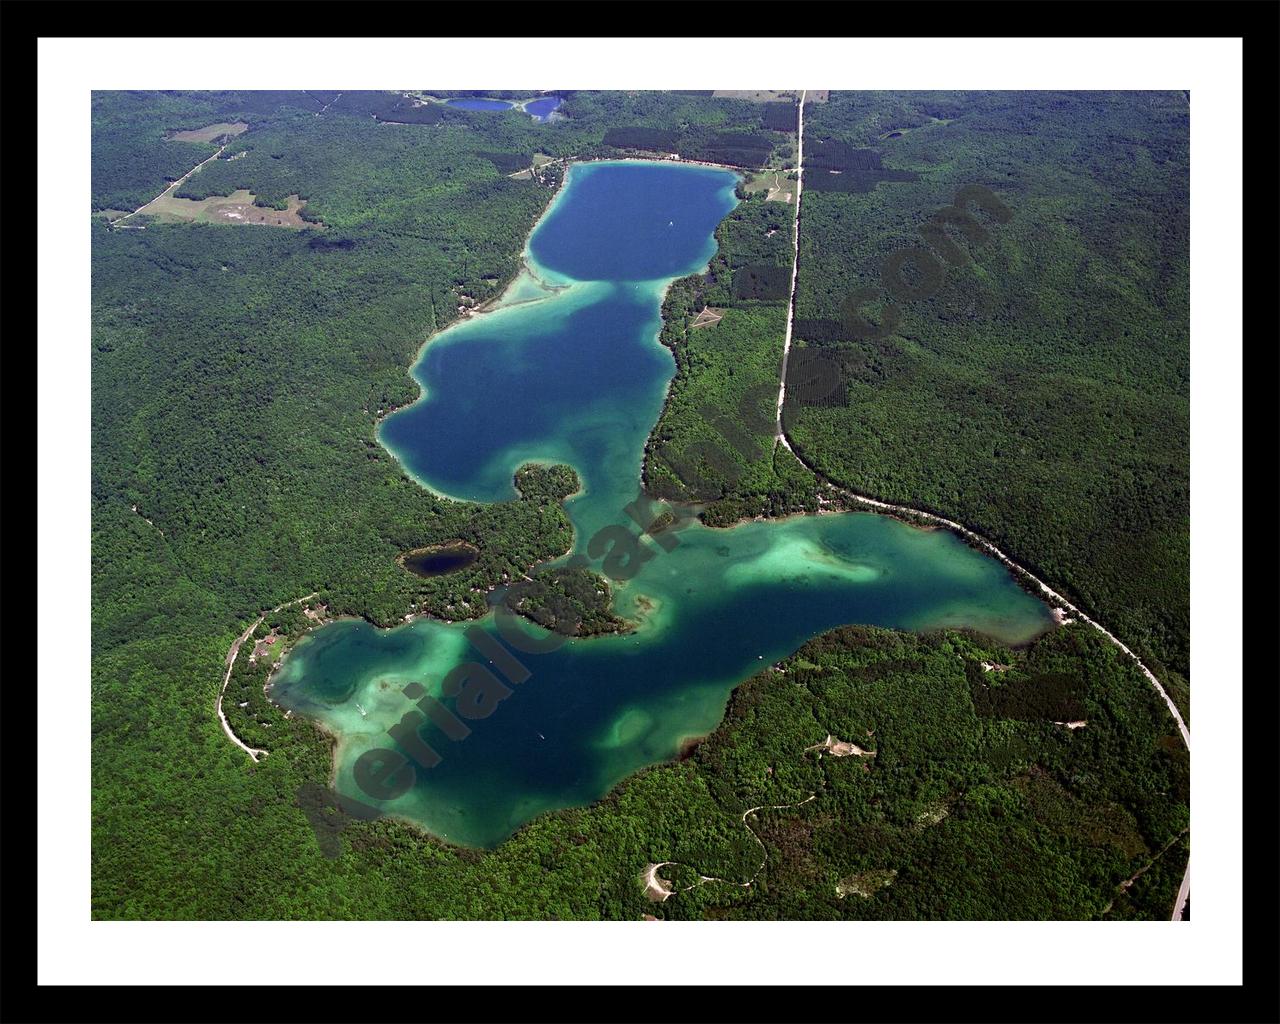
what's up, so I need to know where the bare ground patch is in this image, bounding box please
[743,170,794,203]
[642,862,675,902]
[168,121,249,144]
[690,307,726,330]
[712,89,798,103]
[836,868,897,899]
[804,733,876,758]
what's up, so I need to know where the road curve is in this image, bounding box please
[773,88,1190,919]
[216,592,318,762]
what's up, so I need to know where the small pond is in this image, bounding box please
[400,541,480,577]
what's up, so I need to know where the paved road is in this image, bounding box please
[772,87,1190,920]
[774,89,806,440]
[1173,860,1190,921]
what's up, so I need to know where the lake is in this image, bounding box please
[400,542,480,578]
[445,97,514,112]
[272,160,1054,848]
[525,96,563,121]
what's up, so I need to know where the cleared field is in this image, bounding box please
[690,306,726,329]
[167,121,249,144]
[712,90,797,103]
[743,170,794,203]
[708,89,827,103]
[144,189,320,229]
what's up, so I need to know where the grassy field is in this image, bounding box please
[743,169,797,202]
[141,189,320,229]
[707,90,827,104]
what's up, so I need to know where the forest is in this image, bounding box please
[804,141,919,194]
[568,90,792,168]
[640,189,825,525]
[598,127,786,170]
[785,91,1190,721]
[91,90,1187,921]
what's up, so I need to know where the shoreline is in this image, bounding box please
[780,436,1191,749]
[376,155,740,522]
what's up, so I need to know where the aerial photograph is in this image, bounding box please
[88,86,1191,924]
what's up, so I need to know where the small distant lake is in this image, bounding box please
[525,96,563,121]
[444,96,564,120]
[400,542,480,578]
[446,98,514,112]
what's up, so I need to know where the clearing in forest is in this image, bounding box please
[712,90,797,103]
[167,121,249,144]
[690,307,726,330]
[743,170,794,203]
[144,189,321,229]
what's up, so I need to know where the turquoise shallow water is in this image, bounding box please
[273,161,1054,848]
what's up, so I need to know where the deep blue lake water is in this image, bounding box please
[525,96,563,120]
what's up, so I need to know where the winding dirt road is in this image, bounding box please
[112,144,228,227]
[642,791,818,902]
[216,592,317,762]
